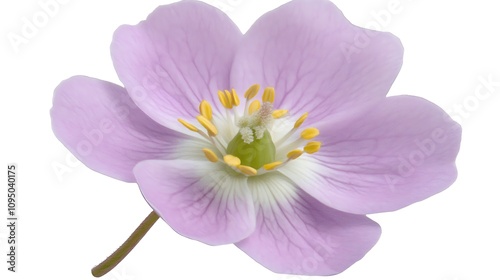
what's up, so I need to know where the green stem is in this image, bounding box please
[91,211,160,277]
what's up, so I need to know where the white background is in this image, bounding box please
[1,0,499,279]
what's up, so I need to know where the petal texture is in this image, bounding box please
[50,76,187,182]
[281,96,462,214]
[134,160,256,245]
[111,0,242,132]
[236,173,381,275]
[231,0,403,122]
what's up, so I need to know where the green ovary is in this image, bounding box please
[226,130,276,169]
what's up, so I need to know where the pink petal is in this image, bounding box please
[111,1,242,132]
[281,96,462,214]
[236,174,380,275]
[50,76,187,182]
[230,0,403,123]
[134,160,256,245]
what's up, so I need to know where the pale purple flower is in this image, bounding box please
[51,0,461,276]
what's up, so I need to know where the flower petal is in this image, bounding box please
[134,160,256,245]
[50,76,188,182]
[230,0,403,122]
[236,173,381,275]
[111,1,242,132]
[281,96,462,214]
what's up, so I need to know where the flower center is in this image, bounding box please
[177,84,321,177]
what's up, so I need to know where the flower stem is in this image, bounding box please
[91,211,160,277]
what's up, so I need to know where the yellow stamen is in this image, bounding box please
[202,148,219,163]
[248,100,261,115]
[244,84,260,99]
[217,90,230,109]
[237,165,258,176]
[301,127,319,140]
[262,87,275,103]
[231,89,240,106]
[225,90,234,109]
[263,161,282,171]
[304,141,321,154]
[199,100,213,121]
[294,112,308,129]
[196,115,218,136]
[178,118,199,132]
[223,155,241,167]
[272,109,288,119]
[287,149,303,160]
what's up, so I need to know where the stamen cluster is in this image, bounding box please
[177,85,321,176]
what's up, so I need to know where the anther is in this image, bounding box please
[301,127,319,140]
[237,165,258,176]
[263,161,282,171]
[202,148,219,163]
[231,89,240,106]
[287,149,303,160]
[196,115,218,136]
[304,141,321,154]
[294,113,308,129]
[244,84,260,99]
[199,100,213,121]
[272,109,288,119]
[224,90,234,109]
[178,118,199,132]
[224,155,241,167]
[248,100,261,115]
[217,90,230,109]
[262,87,275,103]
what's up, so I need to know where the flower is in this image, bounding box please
[50,0,461,276]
